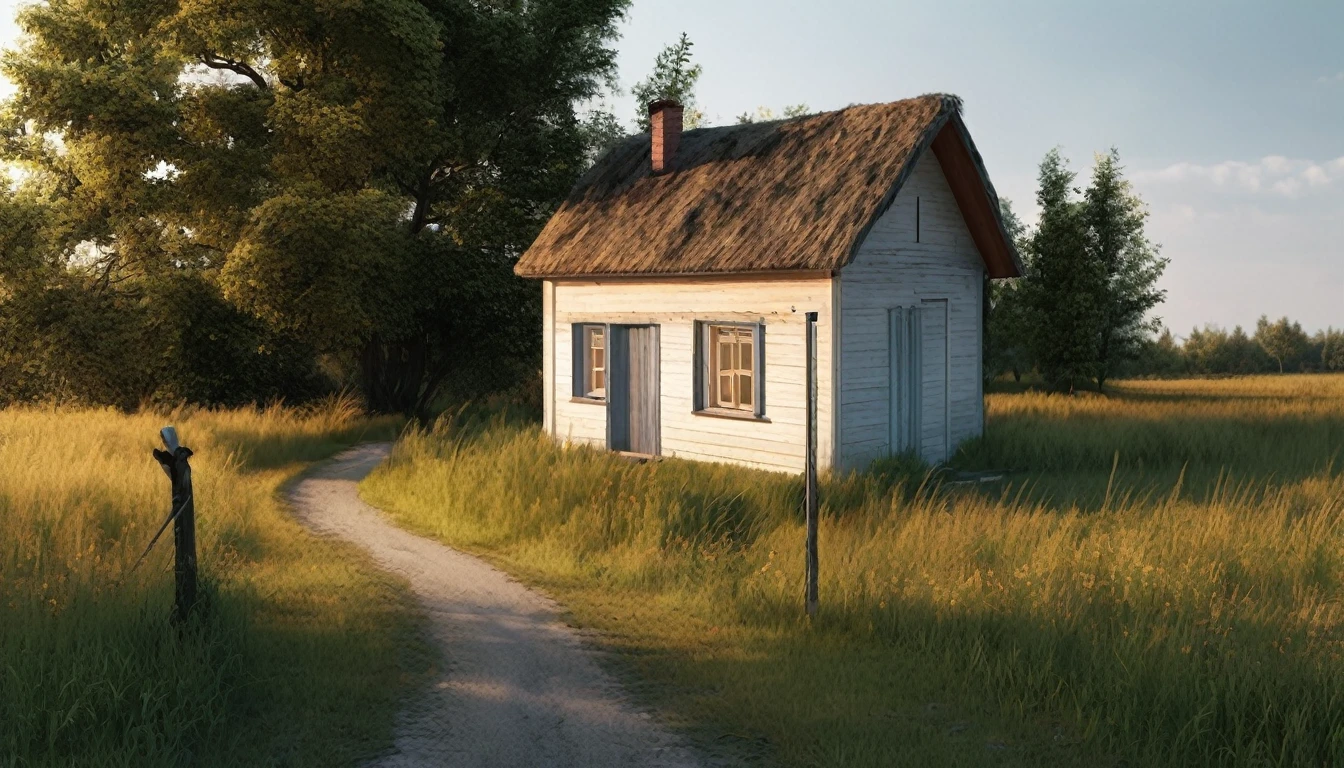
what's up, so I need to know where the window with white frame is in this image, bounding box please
[580,324,605,399]
[696,322,764,416]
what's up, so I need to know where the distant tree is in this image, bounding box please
[985,199,1034,382]
[1083,149,1168,390]
[1322,327,1344,371]
[1152,327,1187,374]
[1183,325,1223,374]
[1224,325,1268,373]
[1183,324,1269,375]
[1022,149,1103,392]
[632,33,704,131]
[1255,315,1309,373]
[735,104,810,124]
[1124,326,1186,377]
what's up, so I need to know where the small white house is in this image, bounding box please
[514,94,1022,473]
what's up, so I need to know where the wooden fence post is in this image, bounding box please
[804,311,819,617]
[153,426,197,623]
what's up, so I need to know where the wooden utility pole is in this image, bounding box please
[804,311,819,617]
[153,426,198,623]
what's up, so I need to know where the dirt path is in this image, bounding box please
[288,443,705,768]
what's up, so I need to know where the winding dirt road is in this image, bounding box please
[288,443,704,768]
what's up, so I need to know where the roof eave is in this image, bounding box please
[834,99,960,273]
[513,267,838,281]
[931,114,1024,279]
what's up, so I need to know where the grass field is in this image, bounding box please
[1,401,426,767]
[363,375,1344,767]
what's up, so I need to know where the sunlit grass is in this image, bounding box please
[1,399,424,767]
[364,375,1344,767]
[967,375,1344,474]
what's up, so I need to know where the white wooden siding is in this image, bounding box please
[549,277,834,473]
[837,152,986,469]
[542,280,555,436]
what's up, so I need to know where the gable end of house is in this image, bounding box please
[840,112,1022,280]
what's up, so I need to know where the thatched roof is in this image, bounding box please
[515,94,1022,279]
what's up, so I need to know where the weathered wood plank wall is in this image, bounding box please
[838,152,986,468]
[549,278,834,473]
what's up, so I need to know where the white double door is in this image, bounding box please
[888,300,949,463]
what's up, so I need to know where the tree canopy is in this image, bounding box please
[989,148,1168,392]
[0,0,630,412]
[1022,149,1104,392]
[1083,149,1167,389]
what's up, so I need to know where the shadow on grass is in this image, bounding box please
[371,393,1344,767]
[551,568,1344,768]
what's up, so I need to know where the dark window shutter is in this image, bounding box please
[754,323,766,417]
[572,324,585,397]
[692,321,705,411]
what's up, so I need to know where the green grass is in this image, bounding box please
[1,400,429,767]
[362,374,1344,767]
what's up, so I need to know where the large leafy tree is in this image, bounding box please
[1,0,629,413]
[1083,149,1168,390]
[1022,149,1103,392]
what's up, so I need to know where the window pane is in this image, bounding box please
[700,325,761,413]
[592,347,604,370]
[590,327,603,348]
[593,370,604,392]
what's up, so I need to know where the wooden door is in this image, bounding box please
[888,307,922,456]
[608,325,660,456]
[889,302,949,463]
[919,300,949,463]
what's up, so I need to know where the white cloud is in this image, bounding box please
[1261,155,1290,175]
[1134,155,1342,197]
[1318,72,1344,85]
[1271,178,1301,197]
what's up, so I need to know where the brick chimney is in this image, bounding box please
[649,99,683,174]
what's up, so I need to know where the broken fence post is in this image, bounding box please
[153,426,198,623]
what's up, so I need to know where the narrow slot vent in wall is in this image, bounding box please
[915,196,921,243]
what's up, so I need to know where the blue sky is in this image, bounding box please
[606,0,1344,337]
[3,0,1340,336]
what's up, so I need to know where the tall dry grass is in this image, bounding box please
[364,375,1344,767]
[1,400,418,767]
[966,375,1344,474]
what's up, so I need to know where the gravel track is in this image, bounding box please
[287,443,705,768]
